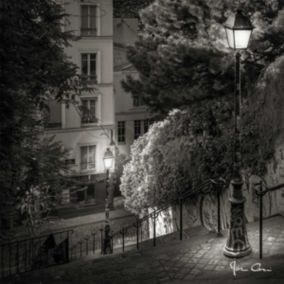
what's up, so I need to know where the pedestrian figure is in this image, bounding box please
[105,206,110,221]
[103,224,113,254]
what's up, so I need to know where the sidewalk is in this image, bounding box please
[4,215,284,284]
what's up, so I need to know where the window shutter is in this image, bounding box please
[90,6,97,31]
[81,147,88,169]
[89,145,96,167]
[81,6,88,32]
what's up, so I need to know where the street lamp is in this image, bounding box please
[102,147,114,254]
[103,148,114,171]
[103,148,114,221]
[223,9,253,258]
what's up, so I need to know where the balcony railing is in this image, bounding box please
[80,28,97,36]
[80,162,96,171]
[81,75,97,85]
[81,113,98,124]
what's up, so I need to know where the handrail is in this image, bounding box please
[254,181,284,259]
[0,229,74,247]
[265,182,284,193]
[111,177,225,242]
[255,182,284,196]
[0,229,73,279]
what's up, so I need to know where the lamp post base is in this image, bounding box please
[224,244,252,258]
[223,179,252,258]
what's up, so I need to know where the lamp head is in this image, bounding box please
[103,148,114,170]
[224,9,253,50]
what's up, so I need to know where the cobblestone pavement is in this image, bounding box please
[3,215,284,284]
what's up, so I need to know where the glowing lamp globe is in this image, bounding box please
[103,148,114,170]
[224,10,253,49]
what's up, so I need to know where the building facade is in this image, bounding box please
[45,1,153,210]
[113,17,152,157]
[45,0,114,208]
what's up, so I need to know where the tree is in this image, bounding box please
[122,0,284,174]
[123,0,284,113]
[17,134,70,235]
[114,0,153,18]
[122,0,232,114]
[0,0,81,232]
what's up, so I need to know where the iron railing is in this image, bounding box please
[254,181,284,259]
[0,178,225,278]
[109,178,225,254]
[68,178,225,259]
[0,229,72,279]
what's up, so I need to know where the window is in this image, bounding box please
[134,119,151,139]
[46,100,61,128]
[86,184,95,202]
[117,121,125,143]
[81,53,97,82]
[134,120,141,140]
[81,98,97,124]
[133,95,144,107]
[144,119,150,133]
[81,5,97,36]
[76,188,85,202]
[80,145,96,170]
[71,175,96,204]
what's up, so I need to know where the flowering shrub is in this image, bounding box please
[120,109,228,215]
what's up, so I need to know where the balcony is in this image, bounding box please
[81,113,98,125]
[81,75,97,85]
[80,28,97,37]
[80,162,96,172]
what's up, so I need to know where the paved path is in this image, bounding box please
[3,215,284,284]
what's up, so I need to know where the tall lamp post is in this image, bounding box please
[223,9,253,258]
[103,148,114,222]
[102,148,114,254]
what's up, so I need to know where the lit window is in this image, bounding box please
[134,120,141,140]
[80,145,96,170]
[81,98,97,124]
[117,121,125,143]
[81,53,97,82]
[81,5,97,36]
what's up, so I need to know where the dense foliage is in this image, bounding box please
[0,0,79,232]
[114,0,153,18]
[17,133,70,235]
[120,108,232,215]
[120,0,284,213]
[123,0,284,113]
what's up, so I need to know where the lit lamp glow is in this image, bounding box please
[103,148,114,170]
[103,147,114,219]
[224,10,253,50]
[102,147,114,255]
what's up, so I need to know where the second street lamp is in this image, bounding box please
[223,9,253,258]
[102,148,114,254]
[103,148,114,222]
